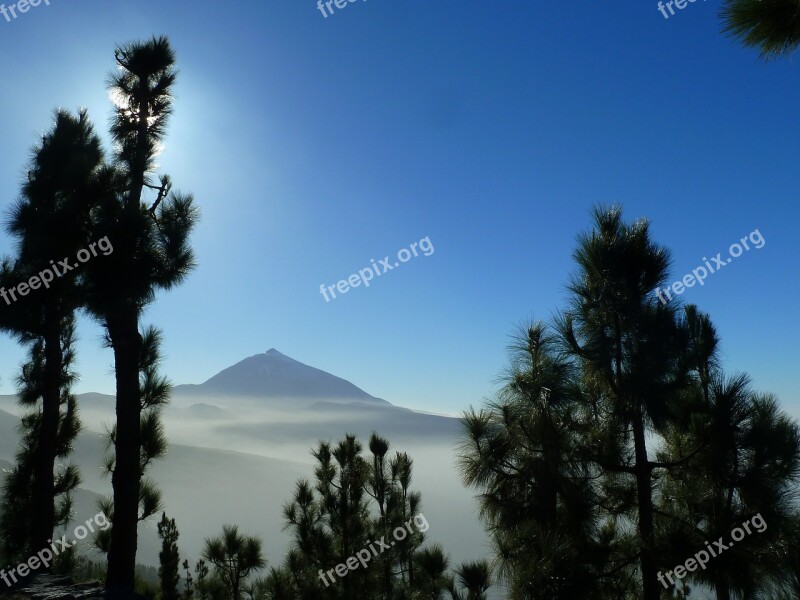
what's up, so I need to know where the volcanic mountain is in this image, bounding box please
[172,348,388,404]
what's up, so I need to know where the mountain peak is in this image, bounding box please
[264,348,297,360]
[184,350,387,404]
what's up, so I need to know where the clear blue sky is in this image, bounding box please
[0,0,798,417]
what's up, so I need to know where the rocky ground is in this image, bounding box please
[0,575,142,600]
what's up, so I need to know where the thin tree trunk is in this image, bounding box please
[543,421,560,526]
[715,580,731,600]
[232,572,240,600]
[106,72,150,593]
[632,401,659,600]
[105,307,142,591]
[342,485,352,600]
[30,311,62,555]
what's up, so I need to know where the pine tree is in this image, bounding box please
[182,560,194,600]
[279,434,460,600]
[0,109,99,560]
[414,545,450,600]
[658,306,800,599]
[202,525,266,600]
[447,560,492,600]
[459,322,627,598]
[81,36,198,592]
[557,205,690,600]
[721,0,800,58]
[195,559,212,600]
[158,513,181,600]
[459,206,800,599]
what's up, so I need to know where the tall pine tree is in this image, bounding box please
[0,109,101,561]
[81,36,198,592]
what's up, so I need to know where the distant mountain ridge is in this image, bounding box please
[173,348,388,404]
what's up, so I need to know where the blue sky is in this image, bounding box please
[0,0,798,416]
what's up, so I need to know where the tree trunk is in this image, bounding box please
[30,311,62,555]
[105,307,142,592]
[715,580,731,600]
[542,418,560,526]
[632,401,659,600]
[106,84,148,593]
